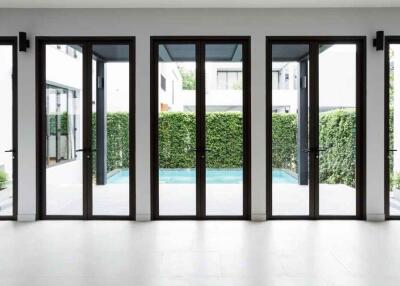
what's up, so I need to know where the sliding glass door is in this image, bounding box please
[267,37,365,219]
[37,38,135,219]
[0,38,17,219]
[151,37,250,219]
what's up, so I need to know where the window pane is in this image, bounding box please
[318,44,357,216]
[389,44,400,216]
[45,44,83,215]
[205,43,243,216]
[0,45,13,216]
[271,44,310,216]
[92,44,130,216]
[158,44,197,216]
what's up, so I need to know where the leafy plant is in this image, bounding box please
[393,173,400,190]
[0,170,8,190]
[178,66,196,90]
[87,110,356,187]
[319,109,356,187]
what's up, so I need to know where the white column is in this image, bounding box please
[251,35,266,220]
[18,41,37,221]
[366,34,385,221]
[135,34,151,221]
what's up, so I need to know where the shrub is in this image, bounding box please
[272,113,297,171]
[52,110,357,187]
[158,112,243,168]
[319,109,356,187]
[393,173,400,190]
[0,170,8,190]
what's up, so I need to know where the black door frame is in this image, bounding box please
[36,37,135,220]
[384,36,400,219]
[0,37,18,220]
[266,36,366,220]
[150,36,251,220]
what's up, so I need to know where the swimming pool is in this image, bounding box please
[107,168,297,184]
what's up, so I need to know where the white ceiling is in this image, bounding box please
[0,0,399,8]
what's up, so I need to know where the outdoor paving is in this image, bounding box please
[23,160,397,216]
[26,182,368,216]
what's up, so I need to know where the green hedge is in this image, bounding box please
[158,112,243,168]
[92,113,129,172]
[319,110,356,187]
[272,113,297,171]
[272,109,356,186]
[50,110,356,187]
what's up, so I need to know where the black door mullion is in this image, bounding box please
[82,43,92,219]
[196,41,206,219]
[309,41,319,219]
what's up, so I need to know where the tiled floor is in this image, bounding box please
[0,220,400,285]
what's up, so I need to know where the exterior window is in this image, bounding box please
[161,75,167,91]
[217,70,242,90]
[46,84,78,167]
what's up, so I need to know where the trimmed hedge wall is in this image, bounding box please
[92,113,130,172]
[51,110,356,187]
[272,113,297,171]
[158,112,243,168]
[319,110,356,187]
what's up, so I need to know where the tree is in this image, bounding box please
[178,66,196,90]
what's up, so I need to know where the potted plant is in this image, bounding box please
[0,170,8,190]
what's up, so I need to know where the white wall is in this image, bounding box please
[0,8,394,221]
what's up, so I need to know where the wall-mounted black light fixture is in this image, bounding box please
[19,32,30,52]
[373,31,384,51]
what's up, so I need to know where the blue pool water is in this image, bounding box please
[108,168,297,184]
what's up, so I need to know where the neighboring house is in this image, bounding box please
[272,44,357,114]
[158,45,357,114]
[158,61,244,112]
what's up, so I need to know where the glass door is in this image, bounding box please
[156,43,197,216]
[152,38,250,219]
[205,43,245,216]
[267,37,364,219]
[386,39,400,218]
[0,39,17,219]
[90,43,132,217]
[270,43,311,216]
[38,38,135,219]
[318,43,357,216]
[44,44,84,216]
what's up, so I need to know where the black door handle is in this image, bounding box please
[388,149,397,152]
[4,149,15,153]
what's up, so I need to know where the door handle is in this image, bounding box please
[4,149,15,153]
[388,149,397,152]
[76,148,96,152]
